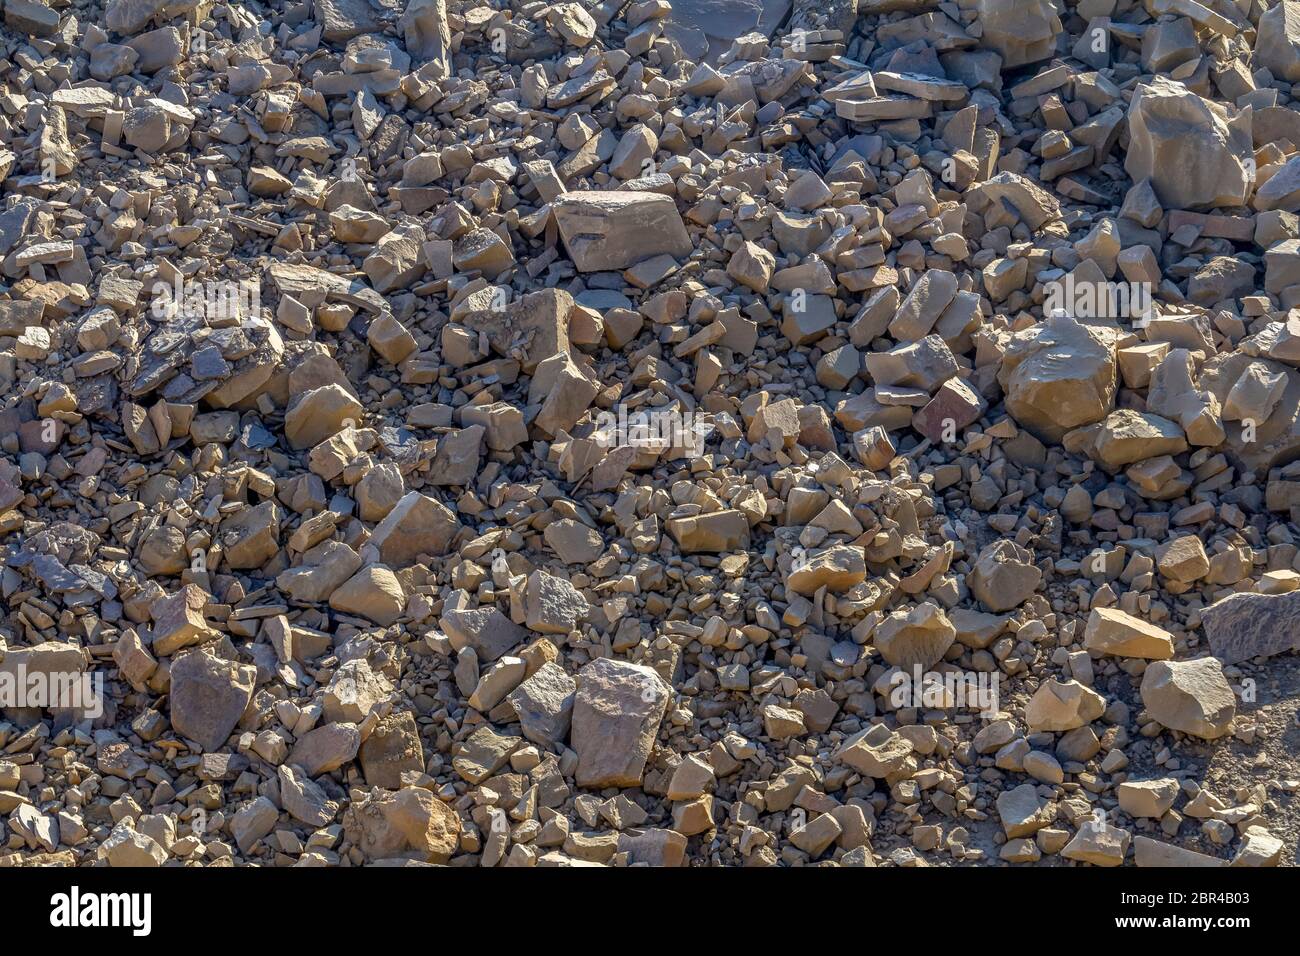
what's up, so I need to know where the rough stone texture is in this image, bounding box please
[169,649,257,752]
[1125,77,1253,211]
[552,191,692,272]
[571,658,670,788]
[1140,658,1237,740]
[1201,590,1300,664]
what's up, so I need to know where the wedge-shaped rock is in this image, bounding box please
[508,660,576,746]
[997,783,1054,838]
[150,584,217,656]
[285,384,362,450]
[1257,0,1300,82]
[442,605,527,662]
[329,565,406,625]
[370,491,460,565]
[1134,836,1225,867]
[1084,607,1175,660]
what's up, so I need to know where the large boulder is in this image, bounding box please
[976,0,1061,69]
[169,648,257,752]
[1140,658,1236,739]
[1257,0,1300,82]
[571,658,670,788]
[552,191,691,272]
[661,0,791,65]
[1200,590,1300,664]
[1124,77,1253,211]
[998,313,1117,443]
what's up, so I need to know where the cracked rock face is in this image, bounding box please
[1,0,1299,874]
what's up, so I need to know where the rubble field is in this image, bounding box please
[3,0,1300,868]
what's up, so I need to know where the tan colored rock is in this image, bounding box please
[667,509,750,553]
[997,783,1055,838]
[727,240,775,293]
[370,491,461,566]
[837,724,915,778]
[1134,836,1225,867]
[1061,820,1130,866]
[284,384,363,450]
[150,584,217,656]
[1140,658,1236,739]
[523,569,588,635]
[976,0,1061,68]
[998,313,1117,443]
[1257,0,1300,82]
[216,499,280,569]
[329,565,406,625]
[968,540,1041,612]
[571,658,670,788]
[552,191,691,272]
[358,711,424,788]
[1025,678,1105,732]
[787,544,866,596]
[1231,826,1284,867]
[427,425,484,486]
[323,659,394,724]
[1155,535,1209,584]
[1124,76,1252,211]
[1064,409,1187,472]
[1117,778,1179,818]
[873,602,956,669]
[508,661,576,746]
[169,648,257,752]
[1083,607,1175,660]
[287,722,361,776]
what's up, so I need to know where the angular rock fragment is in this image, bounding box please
[552,191,691,272]
[571,659,670,788]
[1140,658,1236,739]
[169,649,257,752]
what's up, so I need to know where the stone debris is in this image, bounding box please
[0,0,1297,874]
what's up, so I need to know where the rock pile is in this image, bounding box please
[0,0,1298,868]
